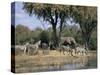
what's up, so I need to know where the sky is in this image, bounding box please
[11,2,79,30]
[11,2,50,30]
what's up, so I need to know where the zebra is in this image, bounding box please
[41,43,50,55]
[76,46,88,55]
[14,44,27,55]
[58,45,72,55]
[27,40,41,55]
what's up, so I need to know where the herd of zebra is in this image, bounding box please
[13,37,88,56]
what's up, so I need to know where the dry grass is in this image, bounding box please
[14,50,97,73]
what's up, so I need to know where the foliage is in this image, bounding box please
[39,31,50,44]
[15,24,97,50]
[23,3,71,47]
[89,29,97,50]
[70,6,97,50]
[31,28,43,42]
[15,25,31,45]
[15,3,97,50]
[75,30,84,45]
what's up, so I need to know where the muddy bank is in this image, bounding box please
[14,50,97,73]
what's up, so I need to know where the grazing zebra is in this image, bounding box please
[76,47,87,55]
[41,43,50,55]
[27,40,41,55]
[59,45,72,55]
[15,45,27,55]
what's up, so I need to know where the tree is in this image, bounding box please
[89,27,97,50]
[31,27,43,42]
[39,31,50,45]
[15,25,31,45]
[71,6,97,50]
[23,3,70,47]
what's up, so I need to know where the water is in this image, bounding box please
[44,56,97,71]
[61,57,97,70]
[16,55,97,73]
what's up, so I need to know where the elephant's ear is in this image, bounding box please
[70,37,76,44]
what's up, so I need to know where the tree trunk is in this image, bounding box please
[52,25,58,48]
[59,18,64,47]
[85,35,90,51]
[83,33,91,51]
[59,24,63,47]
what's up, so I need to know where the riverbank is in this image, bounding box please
[14,50,97,73]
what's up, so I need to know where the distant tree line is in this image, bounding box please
[15,24,97,50]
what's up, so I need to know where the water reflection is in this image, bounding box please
[34,56,97,71]
[16,56,97,73]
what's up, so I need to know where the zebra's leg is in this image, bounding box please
[77,51,79,55]
[75,50,77,55]
[66,49,70,55]
[37,48,39,55]
[79,51,81,55]
[67,50,69,55]
[27,47,29,55]
[84,51,86,55]
[60,50,62,54]
[35,48,38,55]
[76,50,78,55]
[70,50,73,56]
[81,51,83,55]
[74,48,77,55]
[68,50,71,55]
[85,51,87,55]
[48,47,50,54]
[63,50,65,55]
[60,49,62,54]
[64,51,65,55]
[36,47,39,55]
[24,46,27,55]
[43,50,44,55]
[59,48,62,54]
[27,48,29,55]
[24,48,26,55]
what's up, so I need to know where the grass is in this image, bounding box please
[13,50,97,73]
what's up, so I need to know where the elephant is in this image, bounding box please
[60,37,77,54]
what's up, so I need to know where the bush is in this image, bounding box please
[89,29,97,50]
[89,38,97,50]
[39,31,50,44]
